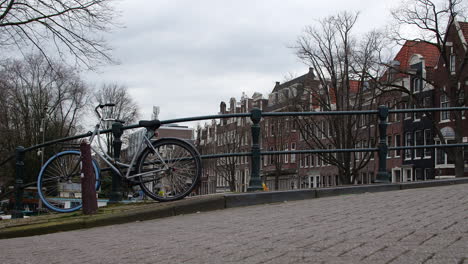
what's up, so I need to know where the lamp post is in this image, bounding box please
[38,106,48,166]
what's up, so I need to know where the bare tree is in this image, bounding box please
[262,116,296,190]
[390,0,467,177]
[215,123,250,192]
[0,0,116,69]
[294,12,385,184]
[92,83,139,156]
[0,54,89,184]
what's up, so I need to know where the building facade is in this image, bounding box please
[196,20,468,193]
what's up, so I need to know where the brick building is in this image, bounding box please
[196,93,268,193]
[432,19,468,178]
[196,19,468,193]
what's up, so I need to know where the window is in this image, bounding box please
[305,154,309,167]
[291,143,296,163]
[393,99,399,122]
[414,130,423,158]
[310,154,315,167]
[356,141,362,161]
[440,94,450,121]
[269,147,274,164]
[405,132,413,159]
[284,143,289,163]
[413,78,423,93]
[387,136,392,158]
[424,96,432,108]
[436,141,444,165]
[321,121,326,139]
[450,54,456,73]
[299,154,303,168]
[395,134,401,157]
[403,102,411,119]
[414,103,422,120]
[435,140,455,166]
[424,129,432,158]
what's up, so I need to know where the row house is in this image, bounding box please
[382,19,468,182]
[262,69,377,190]
[379,40,440,183]
[197,19,468,193]
[432,19,468,178]
[196,93,268,193]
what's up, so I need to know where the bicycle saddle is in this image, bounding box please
[139,120,161,129]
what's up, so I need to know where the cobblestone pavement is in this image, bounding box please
[1,184,468,264]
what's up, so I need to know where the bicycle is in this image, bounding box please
[37,103,202,213]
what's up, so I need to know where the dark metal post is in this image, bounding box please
[376,105,390,183]
[109,122,123,203]
[248,108,263,191]
[80,140,98,214]
[12,146,25,219]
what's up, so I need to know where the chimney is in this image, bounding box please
[220,101,226,114]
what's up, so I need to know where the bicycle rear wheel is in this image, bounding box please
[137,138,202,202]
[37,150,100,213]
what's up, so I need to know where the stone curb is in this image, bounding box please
[1,178,467,239]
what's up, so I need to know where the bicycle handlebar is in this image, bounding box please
[94,103,115,119]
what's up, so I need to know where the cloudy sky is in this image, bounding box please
[85,0,399,126]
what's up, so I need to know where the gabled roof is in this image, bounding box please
[393,40,440,71]
[349,80,361,93]
[459,21,468,42]
[272,68,315,93]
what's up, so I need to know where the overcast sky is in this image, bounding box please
[85,0,399,127]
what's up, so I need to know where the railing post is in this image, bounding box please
[248,108,263,192]
[376,105,390,183]
[80,140,98,214]
[109,122,123,203]
[12,146,25,219]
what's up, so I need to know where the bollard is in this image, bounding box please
[109,121,123,203]
[247,108,263,191]
[12,146,25,219]
[375,105,390,183]
[80,140,98,214]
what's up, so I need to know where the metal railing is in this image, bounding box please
[6,105,468,217]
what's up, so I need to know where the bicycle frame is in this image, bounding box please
[88,115,168,183]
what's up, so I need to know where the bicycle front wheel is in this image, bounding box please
[137,138,202,202]
[37,150,100,213]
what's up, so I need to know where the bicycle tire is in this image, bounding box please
[137,138,202,202]
[37,150,101,213]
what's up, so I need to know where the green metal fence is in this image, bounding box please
[6,105,468,217]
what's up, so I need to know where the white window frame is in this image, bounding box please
[414,130,423,159]
[405,132,412,160]
[291,142,296,163]
[435,139,455,168]
[450,53,456,74]
[394,134,401,158]
[440,94,450,122]
[284,143,289,163]
[404,102,411,119]
[424,129,432,158]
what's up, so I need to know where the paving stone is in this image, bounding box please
[1,183,467,264]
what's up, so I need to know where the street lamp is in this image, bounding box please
[39,106,48,166]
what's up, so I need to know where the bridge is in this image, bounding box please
[1,182,467,264]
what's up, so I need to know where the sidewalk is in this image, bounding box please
[1,178,468,239]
